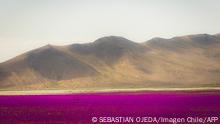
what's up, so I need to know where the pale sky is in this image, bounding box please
[0,0,220,62]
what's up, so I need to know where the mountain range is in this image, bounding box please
[0,33,220,90]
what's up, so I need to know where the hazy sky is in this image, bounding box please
[0,0,220,62]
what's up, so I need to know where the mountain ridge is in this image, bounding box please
[0,33,220,90]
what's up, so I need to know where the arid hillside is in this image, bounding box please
[0,34,220,90]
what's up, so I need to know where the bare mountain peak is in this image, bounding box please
[185,33,213,40]
[147,37,168,43]
[46,43,53,46]
[44,44,58,49]
[47,44,55,47]
[30,44,61,55]
[147,33,220,45]
[186,33,219,45]
[171,33,218,41]
[94,36,134,44]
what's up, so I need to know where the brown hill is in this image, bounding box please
[69,36,147,64]
[0,34,220,90]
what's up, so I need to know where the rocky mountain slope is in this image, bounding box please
[0,34,220,90]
